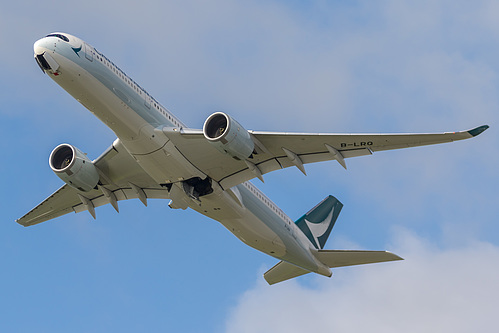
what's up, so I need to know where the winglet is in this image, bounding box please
[468,125,489,137]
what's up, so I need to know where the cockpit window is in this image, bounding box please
[45,34,69,42]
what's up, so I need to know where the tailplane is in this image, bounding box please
[314,250,403,268]
[264,251,402,285]
[295,195,343,249]
[264,261,311,285]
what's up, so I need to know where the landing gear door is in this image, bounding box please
[84,43,93,61]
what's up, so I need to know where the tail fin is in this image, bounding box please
[295,195,343,249]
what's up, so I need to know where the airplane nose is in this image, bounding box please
[34,37,53,55]
[34,37,60,73]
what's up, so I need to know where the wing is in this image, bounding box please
[19,124,488,226]
[17,139,170,227]
[168,125,489,189]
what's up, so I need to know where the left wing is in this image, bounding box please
[168,125,489,189]
[17,139,169,226]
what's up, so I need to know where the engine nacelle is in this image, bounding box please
[49,144,100,192]
[203,112,255,160]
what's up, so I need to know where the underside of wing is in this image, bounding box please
[17,139,169,226]
[168,125,489,190]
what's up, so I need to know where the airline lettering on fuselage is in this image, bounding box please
[340,141,373,148]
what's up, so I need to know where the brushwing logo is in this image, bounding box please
[295,195,343,249]
[72,45,82,57]
[304,206,336,249]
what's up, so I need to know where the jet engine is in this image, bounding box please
[203,112,255,160]
[49,144,100,192]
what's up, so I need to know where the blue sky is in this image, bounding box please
[1,1,498,332]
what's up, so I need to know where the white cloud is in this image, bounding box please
[225,229,499,333]
[5,0,498,131]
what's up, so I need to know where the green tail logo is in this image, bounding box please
[295,195,343,249]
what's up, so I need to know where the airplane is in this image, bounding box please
[19,32,489,285]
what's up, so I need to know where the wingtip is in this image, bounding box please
[385,250,404,261]
[468,125,489,137]
[15,218,30,227]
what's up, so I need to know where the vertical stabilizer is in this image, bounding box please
[295,195,343,249]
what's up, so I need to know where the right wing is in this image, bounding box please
[17,139,169,227]
[168,125,489,190]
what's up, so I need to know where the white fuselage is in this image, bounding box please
[33,33,331,277]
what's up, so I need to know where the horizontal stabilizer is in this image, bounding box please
[315,250,403,268]
[264,261,312,285]
[264,250,402,285]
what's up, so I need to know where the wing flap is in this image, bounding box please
[71,187,171,214]
[17,184,171,226]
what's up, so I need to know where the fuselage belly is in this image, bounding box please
[34,33,326,275]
